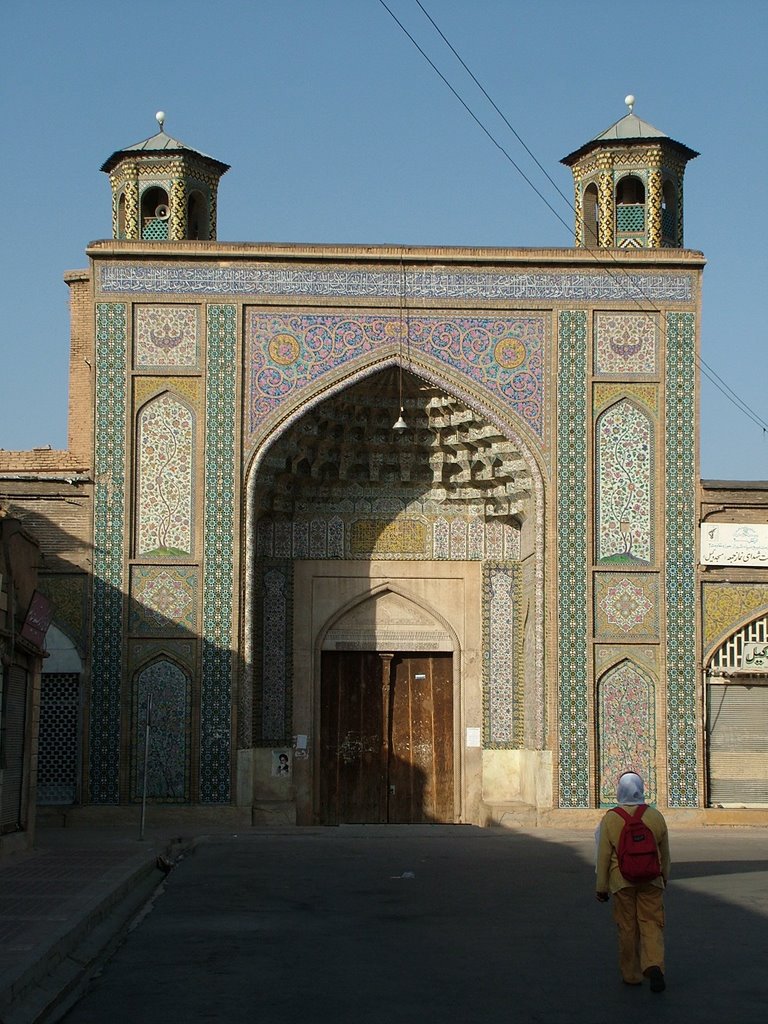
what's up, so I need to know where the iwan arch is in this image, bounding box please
[4,103,707,824]
[242,352,547,823]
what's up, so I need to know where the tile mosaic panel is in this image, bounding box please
[255,512,520,561]
[482,562,523,747]
[557,310,589,806]
[665,312,698,806]
[99,263,694,303]
[260,567,292,743]
[594,383,657,416]
[132,658,191,802]
[201,305,236,801]
[136,393,195,557]
[91,303,127,803]
[598,660,656,805]
[39,574,87,653]
[130,566,198,634]
[594,573,659,640]
[247,312,547,441]
[596,400,654,565]
[594,312,658,376]
[134,305,199,369]
[134,376,201,408]
[702,583,768,657]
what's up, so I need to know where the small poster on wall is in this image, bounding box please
[272,749,291,777]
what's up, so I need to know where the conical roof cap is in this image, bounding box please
[561,104,698,165]
[101,117,229,174]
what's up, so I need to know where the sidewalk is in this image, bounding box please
[0,822,229,1024]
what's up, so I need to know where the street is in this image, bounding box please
[61,825,768,1024]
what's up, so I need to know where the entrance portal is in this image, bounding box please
[320,651,453,824]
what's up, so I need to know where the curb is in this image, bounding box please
[0,839,192,1024]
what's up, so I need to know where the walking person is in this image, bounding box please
[595,772,670,992]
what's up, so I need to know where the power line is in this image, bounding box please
[377,0,768,436]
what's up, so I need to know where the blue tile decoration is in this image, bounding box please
[665,311,698,806]
[557,310,589,806]
[247,312,547,441]
[132,658,192,802]
[259,566,293,743]
[91,303,127,803]
[99,262,694,303]
[482,562,523,747]
[598,659,656,806]
[201,305,237,802]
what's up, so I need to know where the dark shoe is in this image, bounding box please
[644,966,665,992]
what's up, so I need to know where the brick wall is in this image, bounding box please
[65,271,95,466]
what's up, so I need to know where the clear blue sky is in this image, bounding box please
[1,0,766,479]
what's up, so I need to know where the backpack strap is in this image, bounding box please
[611,803,648,823]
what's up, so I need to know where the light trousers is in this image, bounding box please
[611,884,665,983]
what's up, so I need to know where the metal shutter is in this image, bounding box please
[0,666,29,832]
[707,684,768,806]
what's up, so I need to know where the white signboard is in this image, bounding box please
[700,523,768,566]
[741,642,768,672]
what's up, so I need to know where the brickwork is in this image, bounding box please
[65,272,95,467]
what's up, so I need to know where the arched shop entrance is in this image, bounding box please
[706,614,768,807]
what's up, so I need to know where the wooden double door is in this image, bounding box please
[320,651,454,824]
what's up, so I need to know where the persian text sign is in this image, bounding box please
[741,642,768,672]
[700,523,768,566]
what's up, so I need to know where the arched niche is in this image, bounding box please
[135,391,196,558]
[597,659,657,806]
[131,656,192,802]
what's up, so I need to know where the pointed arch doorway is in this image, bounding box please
[320,649,453,824]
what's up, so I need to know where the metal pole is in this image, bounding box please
[139,691,153,841]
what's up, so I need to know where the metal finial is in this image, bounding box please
[624,95,635,114]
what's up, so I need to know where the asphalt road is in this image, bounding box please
[60,825,768,1024]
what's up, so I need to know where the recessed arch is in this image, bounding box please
[583,181,599,247]
[140,185,170,240]
[130,655,192,802]
[187,190,209,240]
[135,390,196,558]
[241,353,547,757]
[597,659,657,805]
[595,397,654,565]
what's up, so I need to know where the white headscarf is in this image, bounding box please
[616,772,645,805]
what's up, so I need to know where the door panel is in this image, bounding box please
[320,651,453,824]
[389,654,453,823]
[320,652,385,824]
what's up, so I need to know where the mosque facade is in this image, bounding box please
[5,104,739,826]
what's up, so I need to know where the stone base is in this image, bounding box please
[36,804,253,830]
[479,801,538,828]
[251,801,297,826]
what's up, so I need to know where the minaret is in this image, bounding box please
[100,113,230,241]
[561,96,698,249]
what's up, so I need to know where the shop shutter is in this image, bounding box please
[0,666,29,832]
[707,684,768,806]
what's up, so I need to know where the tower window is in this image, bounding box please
[616,176,645,205]
[117,192,126,239]
[187,191,209,240]
[140,186,170,240]
[583,182,599,246]
[615,175,645,233]
[661,179,677,243]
